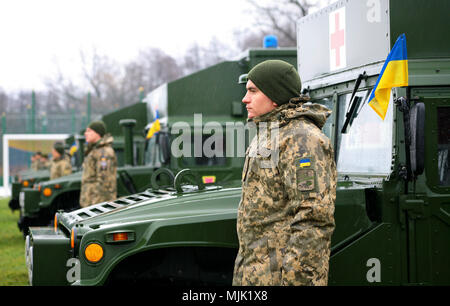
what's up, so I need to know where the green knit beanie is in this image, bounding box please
[247,60,302,106]
[53,142,65,156]
[87,120,106,137]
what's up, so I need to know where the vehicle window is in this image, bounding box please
[182,134,226,167]
[437,107,450,186]
[336,90,394,175]
[144,136,158,166]
[115,148,125,167]
[315,97,334,139]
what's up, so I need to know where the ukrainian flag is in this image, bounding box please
[299,158,311,168]
[368,33,408,120]
[69,142,78,156]
[146,110,161,139]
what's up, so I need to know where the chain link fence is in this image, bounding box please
[0,113,101,186]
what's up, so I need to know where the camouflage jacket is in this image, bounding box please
[50,155,72,180]
[80,134,117,207]
[232,97,337,286]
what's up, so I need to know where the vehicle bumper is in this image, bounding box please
[25,227,72,286]
[20,189,41,216]
[18,189,43,234]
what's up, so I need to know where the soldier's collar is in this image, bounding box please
[249,95,310,126]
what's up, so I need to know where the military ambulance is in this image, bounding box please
[25,0,449,286]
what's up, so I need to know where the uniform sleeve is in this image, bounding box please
[278,129,336,286]
[94,147,117,197]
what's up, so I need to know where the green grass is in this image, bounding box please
[0,197,29,286]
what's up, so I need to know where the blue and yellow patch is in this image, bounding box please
[299,158,311,168]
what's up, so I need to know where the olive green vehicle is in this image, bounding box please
[19,48,297,238]
[9,169,49,211]
[26,0,450,286]
[17,102,149,235]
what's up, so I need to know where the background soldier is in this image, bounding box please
[50,142,72,180]
[232,60,337,286]
[80,120,117,207]
[38,153,51,170]
[30,152,41,170]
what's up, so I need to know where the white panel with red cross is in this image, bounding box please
[329,7,346,71]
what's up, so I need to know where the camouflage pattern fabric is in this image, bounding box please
[32,158,50,170]
[80,134,117,207]
[233,96,337,286]
[50,155,72,180]
[30,160,39,171]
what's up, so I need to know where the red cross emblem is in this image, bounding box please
[329,8,346,71]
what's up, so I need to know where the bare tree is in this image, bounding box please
[0,89,7,114]
[244,0,320,47]
[122,48,183,102]
[180,38,236,75]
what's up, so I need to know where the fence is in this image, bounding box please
[0,113,102,187]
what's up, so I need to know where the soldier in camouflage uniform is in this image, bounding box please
[30,152,41,171]
[39,154,51,169]
[80,120,117,207]
[50,142,72,180]
[232,60,337,286]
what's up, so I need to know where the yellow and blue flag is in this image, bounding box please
[146,110,161,139]
[69,141,78,156]
[299,158,311,168]
[368,33,408,120]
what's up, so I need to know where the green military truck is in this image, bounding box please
[19,48,297,238]
[26,0,449,286]
[17,102,149,235]
[9,169,49,211]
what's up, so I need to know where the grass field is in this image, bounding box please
[0,197,29,286]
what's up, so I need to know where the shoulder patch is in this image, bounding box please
[297,169,315,191]
[299,157,311,168]
[100,156,108,170]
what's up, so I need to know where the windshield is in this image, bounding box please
[315,97,334,139]
[144,136,160,166]
[182,134,227,167]
[336,90,394,175]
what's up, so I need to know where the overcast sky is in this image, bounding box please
[0,0,329,92]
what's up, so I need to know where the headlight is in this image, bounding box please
[42,187,52,197]
[84,243,104,263]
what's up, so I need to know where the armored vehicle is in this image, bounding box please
[17,102,149,235]
[27,0,450,286]
[9,169,49,211]
[19,48,297,238]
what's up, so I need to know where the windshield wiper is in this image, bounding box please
[341,72,368,134]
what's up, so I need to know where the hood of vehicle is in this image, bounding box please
[59,186,242,231]
[41,171,82,186]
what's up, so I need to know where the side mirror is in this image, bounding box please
[158,132,171,164]
[409,102,425,176]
